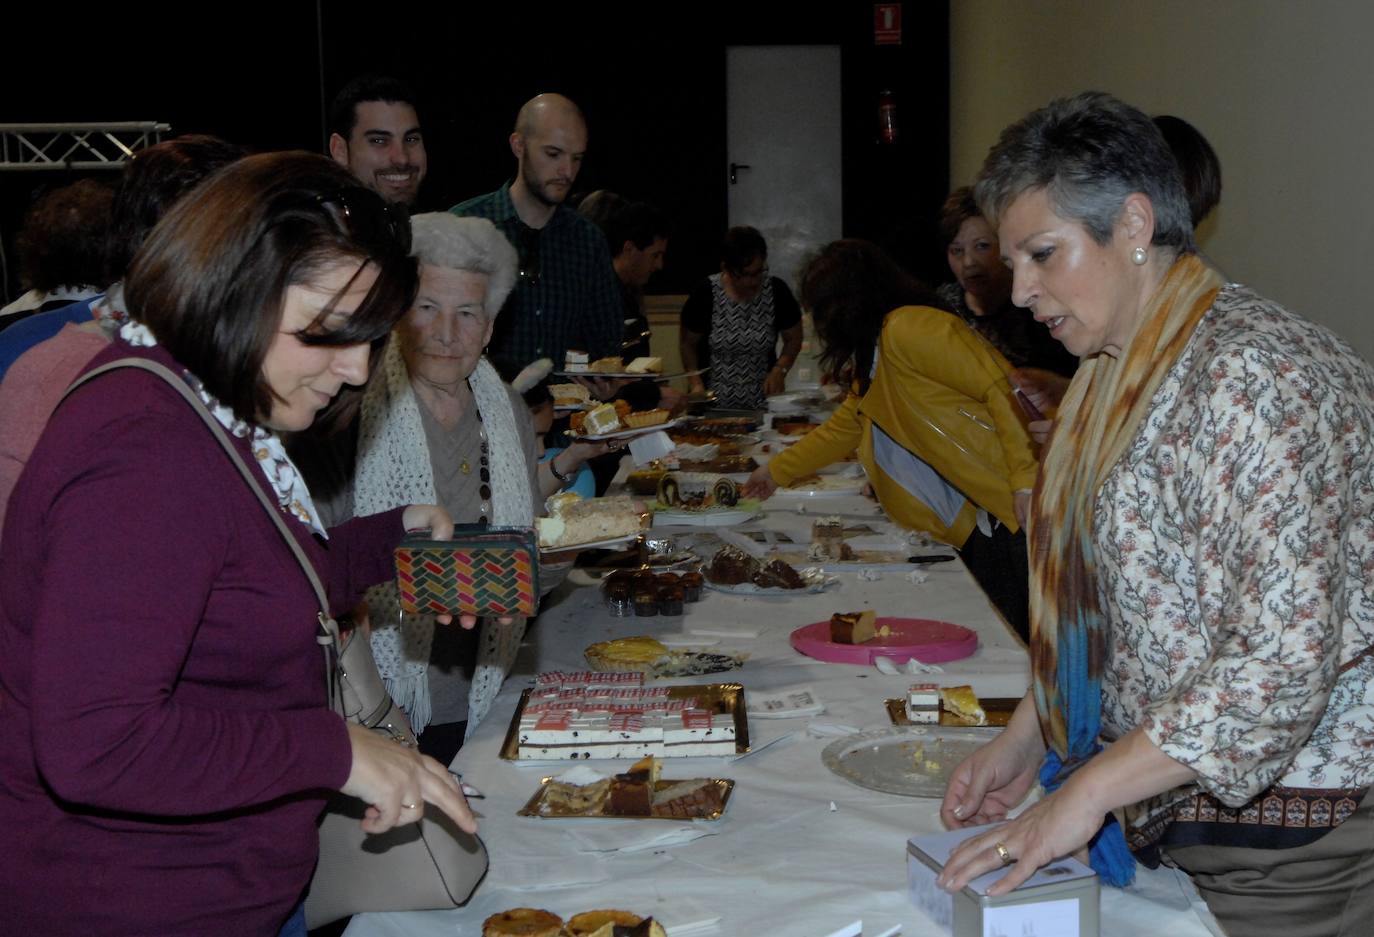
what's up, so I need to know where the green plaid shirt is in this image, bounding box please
[451,182,622,374]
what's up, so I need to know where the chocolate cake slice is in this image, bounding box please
[706,546,759,584]
[751,558,806,589]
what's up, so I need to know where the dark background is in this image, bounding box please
[2,2,949,303]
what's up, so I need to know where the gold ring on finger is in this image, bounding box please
[994,841,1013,866]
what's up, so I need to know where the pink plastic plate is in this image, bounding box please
[789,617,978,666]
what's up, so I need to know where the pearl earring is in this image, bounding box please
[1131,246,1148,265]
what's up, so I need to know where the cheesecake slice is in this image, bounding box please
[830,609,877,644]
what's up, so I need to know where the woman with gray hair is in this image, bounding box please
[935,93,1374,936]
[330,213,572,764]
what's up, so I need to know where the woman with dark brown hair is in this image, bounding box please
[742,239,1038,636]
[679,225,804,408]
[0,152,475,936]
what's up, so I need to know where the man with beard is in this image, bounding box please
[452,93,621,377]
[328,75,427,208]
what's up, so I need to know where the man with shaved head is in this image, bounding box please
[452,93,621,377]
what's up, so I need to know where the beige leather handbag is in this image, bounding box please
[71,360,488,929]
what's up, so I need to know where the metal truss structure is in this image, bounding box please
[0,122,171,171]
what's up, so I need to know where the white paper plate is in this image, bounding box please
[538,533,640,554]
[574,417,688,442]
[652,504,760,527]
[552,367,708,382]
[773,479,867,498]
[821,726,994,798]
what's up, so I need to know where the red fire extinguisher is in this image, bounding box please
[878,89,899,144]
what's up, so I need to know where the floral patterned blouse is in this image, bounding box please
[1094,284,1374,811]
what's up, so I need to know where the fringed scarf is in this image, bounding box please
[354,338,535,734]
[1029,253,1223,885]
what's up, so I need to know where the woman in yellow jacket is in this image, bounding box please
[744,239,1039,637]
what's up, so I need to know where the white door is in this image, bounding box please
[726,45,842,388]
[726,44,842,291]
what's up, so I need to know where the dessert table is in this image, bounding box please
[344,494,1223,937]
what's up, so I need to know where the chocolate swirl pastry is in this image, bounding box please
[656,473,682,507]
[712,477,740,506]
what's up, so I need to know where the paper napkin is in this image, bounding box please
[747,686,825,718]
[564,822,720,854]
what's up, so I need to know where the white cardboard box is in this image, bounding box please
[907,823,1099,937]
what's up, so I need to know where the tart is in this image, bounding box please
[940,685,988,726]
[566,910,644,936]
[482,908,564,937]
[585,636,669,673]
[622,408,669,428]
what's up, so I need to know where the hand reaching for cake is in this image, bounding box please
[741,465,778,500]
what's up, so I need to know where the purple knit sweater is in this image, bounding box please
[0,341,404,935]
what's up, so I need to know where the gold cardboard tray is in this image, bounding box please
[500,682,751,760]
[885,696,1018,728]
[518,776,734,820]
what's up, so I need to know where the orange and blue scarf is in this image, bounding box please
[1029,254,1222,885]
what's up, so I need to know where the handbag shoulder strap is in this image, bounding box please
[62,358,346,707]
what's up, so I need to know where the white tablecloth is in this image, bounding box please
[344,496,1221,937]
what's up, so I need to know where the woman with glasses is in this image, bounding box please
[679,225,804,409]
[0,153,475,935]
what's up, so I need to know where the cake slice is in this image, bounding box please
[607,754,661,815]
[650,778,725,818]
[537,495,644,549]
[624,356,662,374]
[564,349,590,373]
[540,766,611,814]
[549,382,590,406]
[829,609,877,644]
[582,402,622,435]
[706,546,759,585]
[752,558,806,589]
[940,685,987,726]
[589,355,626,373]
[904,682,941,723]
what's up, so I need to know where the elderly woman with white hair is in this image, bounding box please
[324,213,594,764]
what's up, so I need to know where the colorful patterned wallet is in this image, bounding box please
[394,526,540,617]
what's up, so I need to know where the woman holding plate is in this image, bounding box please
[937,92,1374,937]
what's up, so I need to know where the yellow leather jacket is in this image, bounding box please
[767,305,1038,547]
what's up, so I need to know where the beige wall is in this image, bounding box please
[950,0,1374,359]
